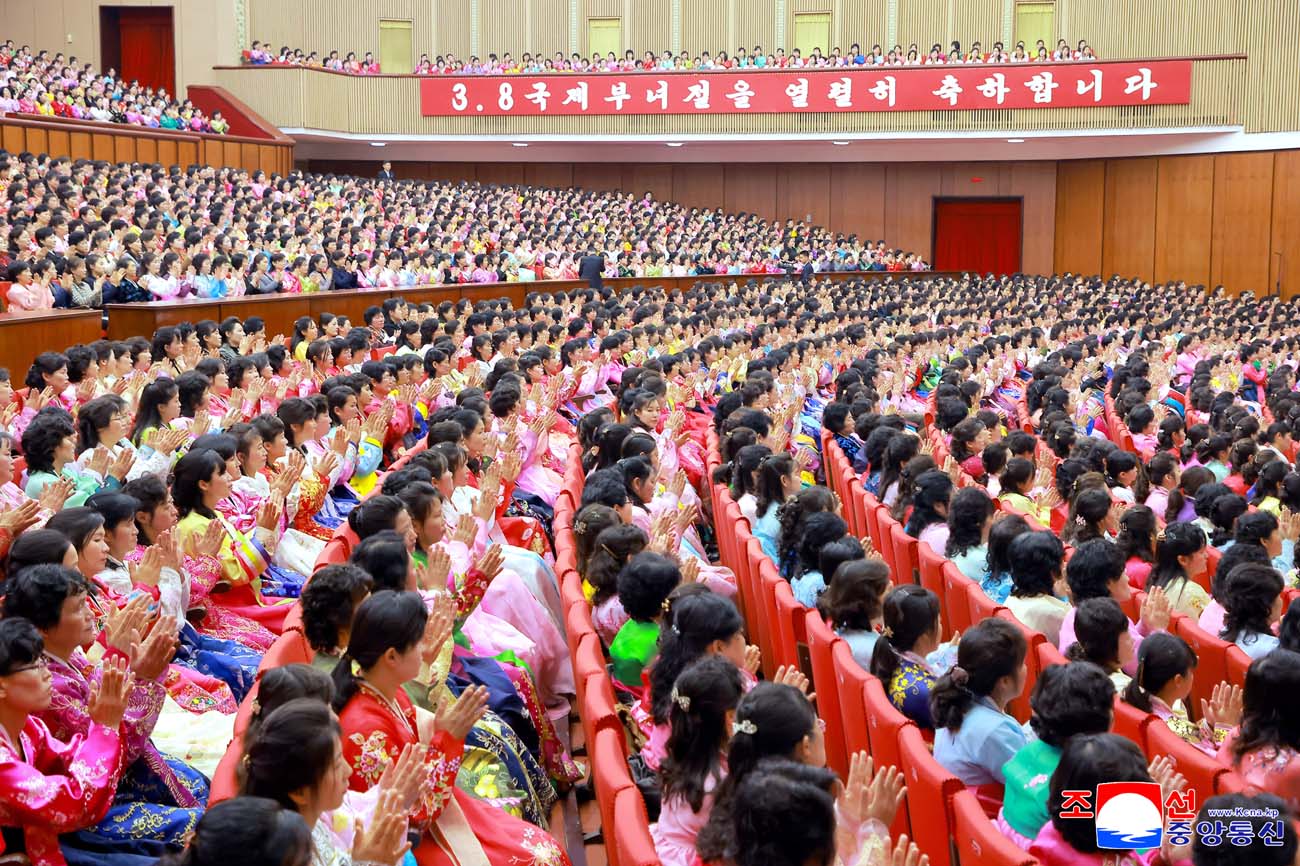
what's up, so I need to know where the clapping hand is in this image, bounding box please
[129,614,179,681]
[838,752,908,830]
[0,499,41,536]
[432,685,489,740]
[88,655,135,729]
[472,546,504,584]
[38,476,75,511]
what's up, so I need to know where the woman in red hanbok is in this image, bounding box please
[335,591,571,866]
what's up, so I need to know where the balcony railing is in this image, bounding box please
[214,55,1251,137]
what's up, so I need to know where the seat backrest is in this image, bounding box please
[890,522,919,584]
[1146,718,1227,805]
[770,579,806,674]
[1173,616,1230,708]
[866,674,919,838]
[994,609,1045,723]
[753,557,784,679]
[612,787,659,866]
[950,789,1040,866]
[1036,639,1069,672]
[1111,695,1154,753]
[845,478,867,537]
[942,562,974,635]
[580,672,623,761]
[898,724,964,866]
[1225,644,1251,687]
[831,639,872,758]
[258,626,312,673]
[916,541,950,640]
[591,726,634,866]
[964,579,1006,631]
[804,610,848,778]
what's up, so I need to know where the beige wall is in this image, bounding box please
[239,0,1277,60]
[0,0,238,97]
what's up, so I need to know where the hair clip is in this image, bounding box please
[732,718,758,736]
[1075,515,1086,526]
[671,686,691,712]
[879,625,894,639]
[350,658,363,676]
[662,597,673,614]
[574,519,588,535]
[600,543,617,558]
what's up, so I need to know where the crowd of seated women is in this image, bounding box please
[246,37,1097,76]
[0,41,228,134]
[0,151,924,313]
[1,257,1299,866]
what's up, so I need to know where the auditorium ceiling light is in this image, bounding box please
[511,142,529,147]
[665,142,684,147]
[368,141,386,147]
[831,140,850,146]
[1007,138,1026,143]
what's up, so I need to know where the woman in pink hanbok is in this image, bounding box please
[0,618,129,866]
[4,564,207,863]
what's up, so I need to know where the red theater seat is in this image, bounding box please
[950,789,1039,866]
[805,610,848,777]
[898,724,963,866]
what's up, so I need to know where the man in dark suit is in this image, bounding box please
[377,161,395,181]
[578,250,606,289]
[796,250,814,284]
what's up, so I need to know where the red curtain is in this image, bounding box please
[932,199,1022,275]
[118,8,175,95]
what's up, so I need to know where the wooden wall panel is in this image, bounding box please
[46,130,69,161]
[113,136,135,165]
[573,164,623,192]
[1054,160,1105,275]
[779,164,833,228]
[479,0,529,58]
[528,0,570,61]
[1154,155,1214,286]
[829,163,886,243]
[1270,151,1300,298]
[724,164,779,222]
[837,0,890,54]
[25,129,47,159]
[681,0,725,55]
[476,163,526,186]
[157,140,178,167]
[884,163,940,260]
[628,0,672,57]
[734,0,778,55]
[2,125,23,155]
[671,164,726,211]
[950,0,1004,53]
[524,163,576,188]
[1010,161,1058,276]
[136,137,157,165]
[1102,157,1158,282]
[627,164,674,202]
[178,142,199,167]
[1211,152,1274,294]
[896,0,950,50]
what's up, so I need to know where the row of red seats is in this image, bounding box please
[816,434,1260,865]
[555,444,661,866]
[709,427,1034,866]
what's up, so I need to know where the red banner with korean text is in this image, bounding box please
[419,60,1192,117]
